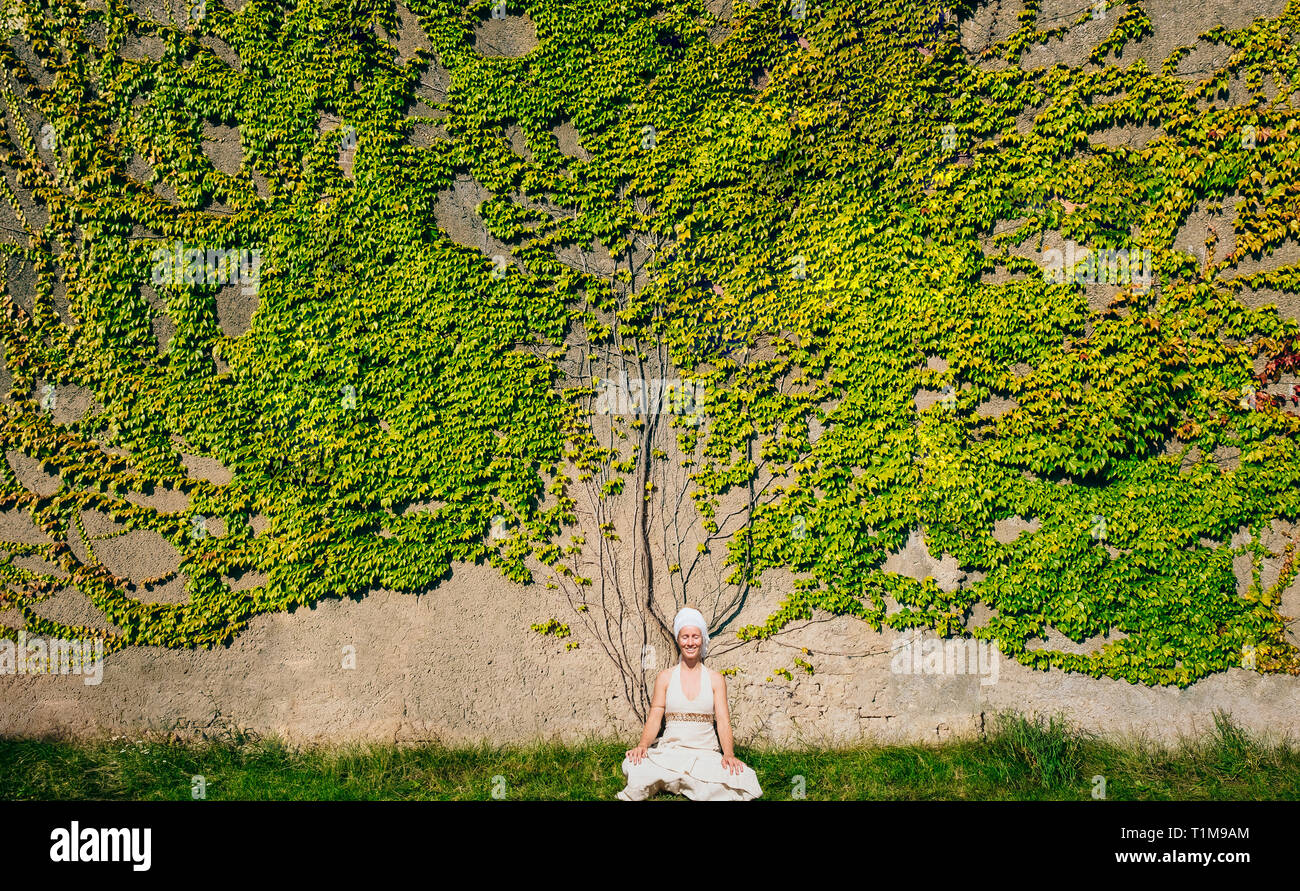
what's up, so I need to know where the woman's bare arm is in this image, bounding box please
[627,670,669,763]
[712,669,745,773]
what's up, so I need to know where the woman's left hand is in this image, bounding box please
[720,755,745,775]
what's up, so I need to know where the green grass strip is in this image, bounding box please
[2,711,1297,800]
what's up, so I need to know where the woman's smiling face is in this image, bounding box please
[677,626,702,658]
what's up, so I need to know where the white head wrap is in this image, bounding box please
[672,607,709,658]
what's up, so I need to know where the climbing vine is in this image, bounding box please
[1,0,1298,701]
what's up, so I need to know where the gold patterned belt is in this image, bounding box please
[665,712,713,723]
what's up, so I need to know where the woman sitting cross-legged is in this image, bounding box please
[617,607,762,801]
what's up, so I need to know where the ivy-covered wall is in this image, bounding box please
[1,0,1298,734]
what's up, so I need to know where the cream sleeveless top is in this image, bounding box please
[665,661,713,720]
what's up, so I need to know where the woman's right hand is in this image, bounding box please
[626,745,648,765]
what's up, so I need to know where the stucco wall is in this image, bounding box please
[2,0,1299,747]
[2,526,1297,746]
